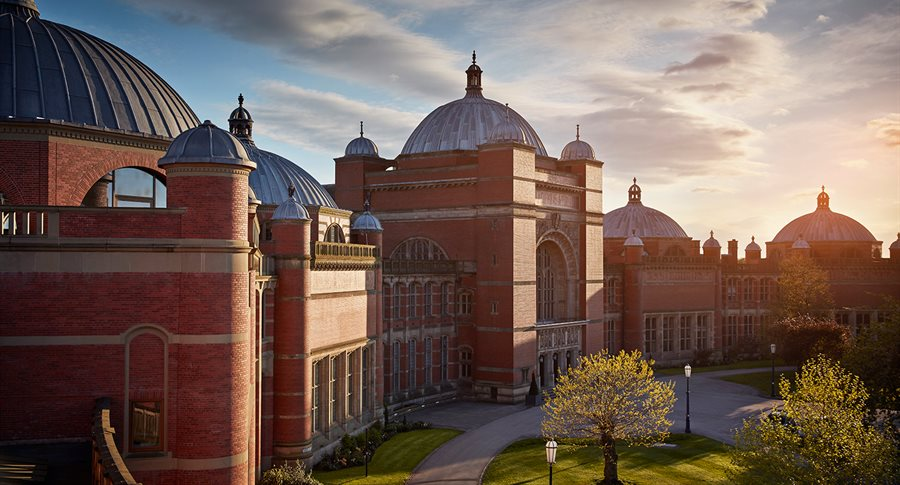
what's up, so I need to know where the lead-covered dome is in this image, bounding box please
[345,121,379,156]
[225,95,337,208]
[772,187,876,243]
[400,53,547,157]
[0,1,198,138]
[559,125,596,161]
[604,178,689,239]
[158,120,253,168]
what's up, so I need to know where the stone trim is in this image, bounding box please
[0,118,172,151]
[125,450,248,472]
[0,331,249,346]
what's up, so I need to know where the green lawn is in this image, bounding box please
[313,428,462,484]
[655,359,783,376]
[483,434,734,485]
[719,370,796,397]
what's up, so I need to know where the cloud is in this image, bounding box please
[124,0,461,100]
[771,107,790,117]
[816,14,831,24]
[665,53,732,75]
[839,158,870,169]
[867,113,900,147]
[692,186,730,193]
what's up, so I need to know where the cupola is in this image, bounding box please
[559,125,596,161]
[229,93,254,143]
[703,231,721,249]
[158,120,255,169]
[344,121,379,157]
[272,184,310,221]
[487,104,527,144]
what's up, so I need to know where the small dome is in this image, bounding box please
[604,178,689,239]
[400,53,547,156]
[229,94,252,121]
[772,187,876,243]
[624,230,644,247]
[703,231,721,249]
[228,94,254,142]
[745,236,761,252]
[345,121,379,156]
[0,4,198,137]
[559,125,596,161]
[351,196,383,232]
[158,120,255,168]
[487,104,527,144]
[792,235,810,249]
[272,185,310,221]
[890,233,900,250]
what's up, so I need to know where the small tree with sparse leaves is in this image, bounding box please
[541,350,676,485]
[730,355,898,484]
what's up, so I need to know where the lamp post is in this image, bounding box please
[545,439,557,485]
[684,364,692,434]
[770,343,777,398]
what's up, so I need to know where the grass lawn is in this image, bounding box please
[313,428,461,484]
[719,370,796,397]
[655,359,784,376]
[483,433,733,485]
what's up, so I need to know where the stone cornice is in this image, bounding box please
[367,177,477,192]
[0,118,172,151]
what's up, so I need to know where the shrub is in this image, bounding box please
[260,460,322,485]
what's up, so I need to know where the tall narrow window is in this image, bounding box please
[743,315,754,337]
[460,347,473,379]
[679,316,692,351]
[393,283,403,320]
[606,279,617,307]
[726,315,738,346]
[606,320,617,352]
[424,282,434,316]
[312,360,320,431]
[536,245,555,321]
[696,316,709,350]
[441,283,454,316]
[392,341,401,394]
[383,284,392,320]
[408,284,418,319]
[743,279,755,301]
[644,317,658,354]
[329,356,339,424]
[346,351,355,418]
[760,279,771,302]
[361,348,370,412]
[407,339,416,389]
[440,336,449,382]
[424,337,433,386]
[459,292,473,315]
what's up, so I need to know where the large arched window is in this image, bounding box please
[83,167,166,208]
[536,241,568,322]
[391,237,448,260]
[325,224,345,243]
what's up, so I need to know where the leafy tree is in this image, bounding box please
[730,355,897,484]
[771,314,849,367]
[260,460,322,485]
[541,350,676,485]
[843,303,900,410]
[774,256,833,318]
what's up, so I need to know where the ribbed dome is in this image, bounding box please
[604,179,689,239]
[158,120,254,168]
[243,141,337,208]
[352,212,383,232]
[400,55,547,156]
[745,236,761,252]
[0,4,198,138]
[792,236,810,249]
[559,125,595,161]
[272,195,310,221]
[487,104,527,144]
[703,231,721,249]
[772,188,876,243]
[345,121,379,156]
[624,230,644,247]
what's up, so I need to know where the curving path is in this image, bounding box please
[404,367,791,484]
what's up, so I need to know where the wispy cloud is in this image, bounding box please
[867,113,900,147]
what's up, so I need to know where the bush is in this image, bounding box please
[261,460,322,485]
[315,420,431,472]
[692,348,716,367]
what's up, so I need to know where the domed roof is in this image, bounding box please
[771,187,876,243]
[158,120,254,168]
[487,103,527,144]
[244,142,337,208]
[272,185,310,221]
[560,125,596,161]
[0,2,198,138]
[624,230,644,247]
[745,236,761,252]
[229,94,252,121]
[604,178,689,239]
[345,121,379,156]
[351,196,383,232]
[890,233,900,250]
[792,236,810,249]
[400,52,547,157]
[703,231,721,249]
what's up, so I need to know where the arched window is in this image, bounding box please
[536,241,567,322]
[390,237,448,260]
[325,224,345,243]
[85,167,166,208]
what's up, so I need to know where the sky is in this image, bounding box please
[39,0,900,255]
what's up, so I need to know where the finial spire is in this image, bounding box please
[576,124,581,140]
[710,230,714,238]
[360,121,364,137]
[465,50,483,95]
[472,50,477,65]
[238,93,244,107]
[751,236,755,242]
[817,185,830,209]
[628,177,642,203]
[287,182,296,199]
[505,103,510,122]
[364,191,372,212]
[633,177,637,184]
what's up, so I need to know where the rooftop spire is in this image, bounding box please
[238,93,244,107]
[465,50,483,96]
[360,121,364,138]
[576,124,580,140]
[817,185,830,210]
[363,191,372,212]
[288,182,296,199]
[628,177,642,203]
[228,93,253,143]
[505,103,510,122]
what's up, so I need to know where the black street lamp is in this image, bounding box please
[684,364,692,434]
[770,343,777,398]
[545,439,557,485]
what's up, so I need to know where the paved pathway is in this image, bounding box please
[405,366,791,484]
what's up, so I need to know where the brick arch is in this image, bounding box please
[68,152,165,207]
[537,230,579,282]
[123,325,170,454]
[390,237,449,260]
[0,165,25,204]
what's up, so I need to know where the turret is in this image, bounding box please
[745,236,761,264]
[703,231,721,261]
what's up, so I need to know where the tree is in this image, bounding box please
[541,350,675,485]
[774,256,833,319]
[730,355,897,484]
[843,302,900,410]
[771,314,849,367]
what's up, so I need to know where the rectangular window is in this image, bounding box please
[440,335,449,382]
[442,283,454,316]
[460,349,472,378]
[346,351,355,418]
[743,315,754,337]
[361,348,370,412]
[408,284,418,319]
[392,341,400,394]
[312,360,320,431]
[407,339,416,389]
[679,315,692,351]
[330,356,339,424]
[760,279,770,302]
[130,401,161,452]
[726,315,738,346]
[383,284,391,320]
[490,300,498,315]
[459,292,473,315]
[425,283,433,316]
[393,284,402,320]
[696,316,709,350]
[662,316,675,352]
[743,280,754,301]
[726,279,737,303]
[606,319,617,352]
[424,337,433,386]
[606,279,617,307]
[644,317,658,354]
